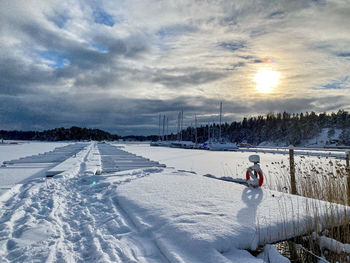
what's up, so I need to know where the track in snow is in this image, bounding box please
[0,143,167,263]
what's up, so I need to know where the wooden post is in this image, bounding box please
[346,151,350,206]
[289,145,297,195]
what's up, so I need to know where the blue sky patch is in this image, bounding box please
[93,8,114,27]
[338,52,350,57]
[37,50,69,69]
[92,43,109,53]
[322,77,349,89]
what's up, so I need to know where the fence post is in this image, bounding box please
[346,151,350,206]
[289,145,297,195]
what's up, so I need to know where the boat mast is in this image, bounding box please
[158,114,161,141]
[166,117,169,141]
[208,121,210,142]
[180,109,184,141]
[195,114,198,147]
[177,112,180,141]
[219,101,222,140]
[162,115,165,141]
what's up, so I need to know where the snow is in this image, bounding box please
[115,143,346,190]
[0,142,349,262]
[313,232,350,255]
[257,245,290,263]
[304,128,342,147]
[0,142,70,165]
[0,165,51,186]
[116,169,348,262]
[0,142,88,196]
[98,143,165,173]
[45,144,94,176]
[258,128,343,147]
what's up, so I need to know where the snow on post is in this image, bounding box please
[288,145,297,195]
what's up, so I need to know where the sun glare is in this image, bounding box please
[254,69,280,93]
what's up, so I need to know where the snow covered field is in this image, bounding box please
[0,142,349,262]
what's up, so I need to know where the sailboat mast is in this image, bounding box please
[195,114,198,146]
[181,109,184,141]
[219,102,222,140]
[166,117,169,141]
[158,114,161,141]
[190,122,192,141]
[162,115,165,141]
[177,112,180,141]
[208,122,210,142]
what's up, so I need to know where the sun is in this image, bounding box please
[254,69,280,93]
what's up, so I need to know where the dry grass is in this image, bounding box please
[269,156,350,262]
[270,157,348,205]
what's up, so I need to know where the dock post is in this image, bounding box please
[289,145,297,195]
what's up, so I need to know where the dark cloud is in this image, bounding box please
[218,41,245,51]
[0,57,55,95]
[1,91,346,135]
[267,11,285,19]
[18,19,148,69]
[253,96,346,114]
[156,24,197,38]
[47,12,69,29]
[153,71,227,88]
[0,93,250,135]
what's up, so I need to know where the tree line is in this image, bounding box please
[0,126,119,141]
[167,110,350,146]
[1,110,350,145]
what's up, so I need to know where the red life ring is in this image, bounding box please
[246,170,264,187]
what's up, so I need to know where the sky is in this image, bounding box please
[0,0,350,135]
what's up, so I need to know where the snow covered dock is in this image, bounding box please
[0,143,88,195]
[0,142,349,262]
[98,143,165,173]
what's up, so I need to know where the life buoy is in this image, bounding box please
[246,170,264,187]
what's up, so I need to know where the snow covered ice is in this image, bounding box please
[0,142,349,262]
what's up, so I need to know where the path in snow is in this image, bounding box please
[0,142,167,263]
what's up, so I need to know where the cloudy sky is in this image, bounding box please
[1,0,350,135]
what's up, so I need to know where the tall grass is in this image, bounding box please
[267,156,350,262]
[268,156,348,205]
